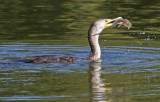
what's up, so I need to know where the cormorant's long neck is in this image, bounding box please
[88,25,104,61]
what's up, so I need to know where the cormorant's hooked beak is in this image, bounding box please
[104,19,115,28]
[104,17,132,29]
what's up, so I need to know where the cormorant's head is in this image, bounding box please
[92,18,115,31]
[89,17,132,34]
[104,19,116,28]
[89,18,117,34]
[92,18,116,29]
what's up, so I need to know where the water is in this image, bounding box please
[0,0,160,102]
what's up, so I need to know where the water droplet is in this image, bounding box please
[140,32,145,34]
[118,24,122,28]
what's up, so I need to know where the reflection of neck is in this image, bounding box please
[89,62,106,102]
[88,26,104,61]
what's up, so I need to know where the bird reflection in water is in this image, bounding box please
[89,62,112,102]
